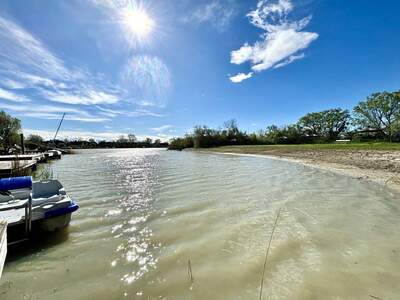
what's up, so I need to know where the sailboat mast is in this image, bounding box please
[53,113,66,142]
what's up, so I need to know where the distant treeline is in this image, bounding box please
[0,113,168,154]
[24,135,168,152]
[169,90,400,150]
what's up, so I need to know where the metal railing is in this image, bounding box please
[0,194,32,245]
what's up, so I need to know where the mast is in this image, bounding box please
[53,113,66,142]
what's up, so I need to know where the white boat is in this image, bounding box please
[0,176,78,241]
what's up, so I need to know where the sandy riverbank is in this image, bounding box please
[197,146,400,193]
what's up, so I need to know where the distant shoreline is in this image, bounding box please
[193,145,400,193]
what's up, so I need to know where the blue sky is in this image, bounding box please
[0,0,399,141]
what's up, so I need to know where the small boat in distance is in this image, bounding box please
[0,176,78,244]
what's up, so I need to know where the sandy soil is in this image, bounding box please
[202,149,400,193]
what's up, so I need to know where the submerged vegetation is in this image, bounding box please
[169,90,400,150]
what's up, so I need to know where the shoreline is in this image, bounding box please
[194,148,400,193]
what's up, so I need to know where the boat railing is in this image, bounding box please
[0,196,33,245]
[0,176,33,245]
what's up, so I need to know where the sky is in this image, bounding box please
[0,0,399,141]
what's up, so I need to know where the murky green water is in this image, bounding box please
[1,149,400,299]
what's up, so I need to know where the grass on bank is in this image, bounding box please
[198,142,400,154]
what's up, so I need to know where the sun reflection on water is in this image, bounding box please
[105,149,161,285]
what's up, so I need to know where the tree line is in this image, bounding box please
[0,111,167,154]
[169,90,400,150]
[24,135,168,152]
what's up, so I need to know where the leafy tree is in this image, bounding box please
[117,135,128,143]
[127,133,137,143]
[223,119,240,139]
[193,126,217,148]
[353,91,400,142]
[264,124,303,144]
[298,108,349,140]
[298,112,324,137]
[321,108,350,140]
[26,134,44,145]
[168,134,194,150]
[0,110,21,153]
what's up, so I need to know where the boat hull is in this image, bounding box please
[40,213,72,231]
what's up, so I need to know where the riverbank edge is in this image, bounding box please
[191,149,400,193]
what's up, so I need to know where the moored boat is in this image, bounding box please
[0,176,78,243]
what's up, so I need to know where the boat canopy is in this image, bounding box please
[0,176,33,191]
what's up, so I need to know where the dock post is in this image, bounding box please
[0,220,7,279]
[20,133,25,154]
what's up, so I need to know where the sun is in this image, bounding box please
[122,8,154,38]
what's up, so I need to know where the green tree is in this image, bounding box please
[321,108,350,140]
[353,91,400,142]
[117,135,128,143]
[298,112,324,137]
[0,111,21,154]
[26,134,44,145]
[193,125,216,148]
[127,133,137,143]
[298,108,349,140]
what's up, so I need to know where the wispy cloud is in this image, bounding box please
[0,13,167,123]
[0,15,70,80]
[41,89,119,105]
[0,87,28,102]
[121,55,171,107]
[150,125,173,133]
[229,0,318,82]
[96,106,165,118]
[0,14,121,108]
[0,102,109,123]
[183,0,238,32]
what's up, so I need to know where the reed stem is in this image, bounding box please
[187,258,194,283]
[259,208,281,300]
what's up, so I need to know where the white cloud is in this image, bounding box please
[184,0,238,32]
[0,14,166,123]
[96,106,165,118]
[1,79,26,89]
[0,87,28,102]
[0,102,109,123]
[229,0,318,82]
[0,15,70,80]
[150,125,173,133]
[229,72,253,83]
[0,14,121,107]
[42,89,119,105]
[130,109,165,118]
[273,53,305,69]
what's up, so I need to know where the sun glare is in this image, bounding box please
[123,8,154,38]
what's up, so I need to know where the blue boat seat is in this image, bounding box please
[0,176,32,191]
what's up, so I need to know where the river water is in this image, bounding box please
[1,149,400,299]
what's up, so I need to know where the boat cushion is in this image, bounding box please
[0,176,32,191]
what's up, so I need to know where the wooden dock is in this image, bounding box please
[0,220,6,279]
[0,152,61,178]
